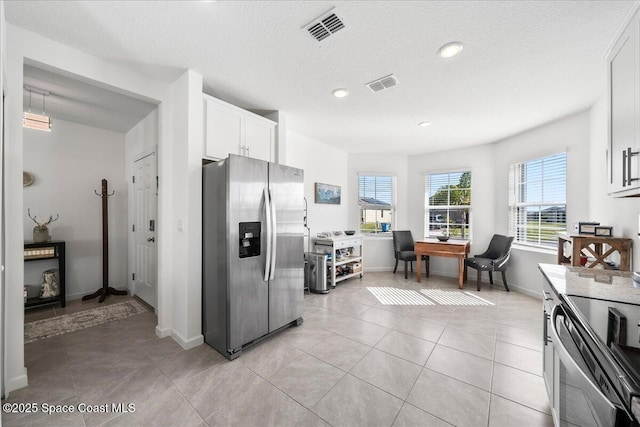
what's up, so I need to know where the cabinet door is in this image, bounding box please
[244,115,275,162]
[204,99,243,159]
[609,20,638,193]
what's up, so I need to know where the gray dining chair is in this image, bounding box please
[464,234,514,291]
[392,230,430,279]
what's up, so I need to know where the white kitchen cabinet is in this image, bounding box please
[314,235,364,288]
[203,94,276,162]
[244,114,275,162]
[608,10,640,196]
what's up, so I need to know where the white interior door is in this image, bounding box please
[133,151,157,309]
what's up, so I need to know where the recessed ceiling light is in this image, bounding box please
[332,88,349,98]
[418,121,432,128]
[438,42,463,59]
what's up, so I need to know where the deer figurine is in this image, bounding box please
[28,209,59,243]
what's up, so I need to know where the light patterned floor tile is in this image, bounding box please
[350,349,422,399]
[489,395,554,427]
[407,369,490,427]
[425,344,493,390]
[392,403,453,427]
[494,340,542,375]
[375,329,435,365]
[491,363,550,414]
[15,272,548,427]
[269,352,345,408]
[313,374,403,427]
[206,380,307,426]
[438,326,496,360]
[307,334,372,372]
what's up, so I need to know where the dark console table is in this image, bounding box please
[24,241,66,308]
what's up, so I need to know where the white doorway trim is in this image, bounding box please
[130,148,158,310]
[1,63,6,400]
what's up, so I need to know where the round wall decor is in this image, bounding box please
[23,171,35,187]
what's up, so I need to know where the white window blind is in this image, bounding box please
[358,175,394,234]
[425,171,472,239]
[508,152,566,248]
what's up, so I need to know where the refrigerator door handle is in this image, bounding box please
[269,188,277,280]
[263,187,272,282]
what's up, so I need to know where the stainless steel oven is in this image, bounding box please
[543,279,638,427]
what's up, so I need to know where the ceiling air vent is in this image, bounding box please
[366,74,398,93]
[304,9,346,42]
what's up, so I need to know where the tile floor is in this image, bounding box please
[3,272,552,427]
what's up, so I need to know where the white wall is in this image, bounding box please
[285,130,349,253]
[3,23,201,394]
[154,70,204,350]
[407,144,496,279]
[347,154,409,271]
[126,109,158,168]
[589,96,640,268]
[405,110,590,296]
[23,119,127,300]
[493,111,590,296]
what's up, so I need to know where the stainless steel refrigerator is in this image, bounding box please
[202,155,304,360]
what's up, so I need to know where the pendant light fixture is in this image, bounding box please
[23,86,52,132]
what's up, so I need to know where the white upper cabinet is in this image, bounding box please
[244,115,275,162]
[608,10,640,196]
[203,94,276,162]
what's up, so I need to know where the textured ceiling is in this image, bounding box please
[5,1,636,153]
[23,64,158,133]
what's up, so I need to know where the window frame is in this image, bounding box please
[424,169,472,241]
[508,152,567,250]
[357,173,396,236]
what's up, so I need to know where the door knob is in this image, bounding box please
[147,237,155,242]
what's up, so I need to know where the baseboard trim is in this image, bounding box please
[364,267,394,272]
[66,287,129,301]
[155,325,172,338]
[506,284,542,300]
[6,371,28,394]
[155,326,203,350]
[171,330,204,350]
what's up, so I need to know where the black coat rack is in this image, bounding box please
[83,179,128,303]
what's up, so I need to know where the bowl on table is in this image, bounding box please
[436,235,450,242]
[344,230,356,235]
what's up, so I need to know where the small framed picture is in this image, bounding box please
[314,183,341,205]
[578,222,600,234]
[595,226,613,237]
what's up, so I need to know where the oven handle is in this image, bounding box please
[542,291,551,345]
[549,305,619,419]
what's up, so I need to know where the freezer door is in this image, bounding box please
[268,163,304,332]
[227,155,270,349]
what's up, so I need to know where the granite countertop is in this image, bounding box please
[539,263,640,305]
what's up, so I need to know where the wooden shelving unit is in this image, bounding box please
[314,235,363,288]
[557,232,632,271]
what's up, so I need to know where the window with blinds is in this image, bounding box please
[358,175,394,234]
[508,152,566,248]
[425,171,472,239]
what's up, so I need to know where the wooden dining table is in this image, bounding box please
[415,238,471,289]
